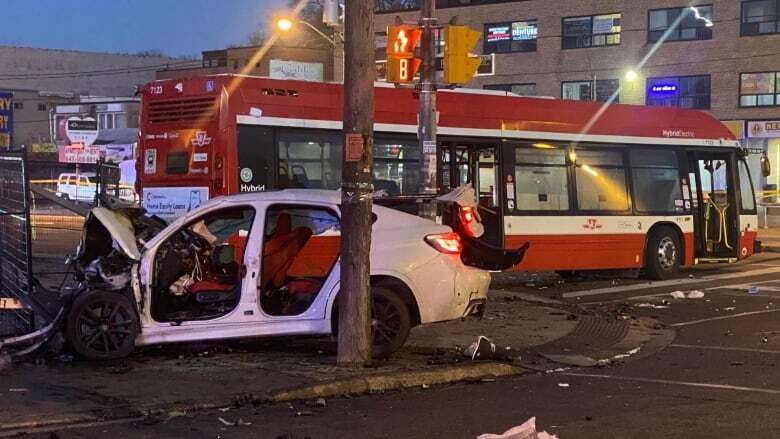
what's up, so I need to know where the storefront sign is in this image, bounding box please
[58,145,101,163]
[650,84,678,93]
[269,60,324,82]
[722,120,745,140]
[511,22,537,40]
[0,92,12,148]
[748,120,780,138]
[486,24,511,42]
[65,117,98,147]
[142,186,209,221]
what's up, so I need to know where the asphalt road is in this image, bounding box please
[21,254,780,439]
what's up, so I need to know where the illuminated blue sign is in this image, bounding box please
[650,84,678,94]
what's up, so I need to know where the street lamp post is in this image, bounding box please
[276,18,340,47]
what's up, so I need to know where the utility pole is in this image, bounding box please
[338,0,375,367]
[419,0,437,195]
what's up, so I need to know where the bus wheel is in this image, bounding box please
[645,227,680,280]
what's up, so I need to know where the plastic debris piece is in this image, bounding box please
[8,388,27,392]
[671,290,704,299]
[478,417,560,439]
[218,417,235,426]
[295,411,314,417]
[723,307,736,311]
[762,337,769,344]
[749,286,760,294]
[557,383,570,388]
[464,336,497,360]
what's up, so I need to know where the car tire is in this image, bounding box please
[371,286,411,359]
[65,291,138,360]
[644,226,681,280]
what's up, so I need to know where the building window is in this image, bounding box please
[740,72,780,106]
[484,20,538,53]
[484,83,536,96]
[562,13,621,49]
[13,102,23,110]
[37,103,47,111]
[98,113,128,130]
[742,0,780,36]
[646,75,711,109]
[648,5,713,42]
[562,79,619,102]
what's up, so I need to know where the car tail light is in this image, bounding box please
[459,206,477,237]
[425,232,462,254]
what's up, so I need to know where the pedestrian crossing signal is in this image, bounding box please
[386,26,422,83]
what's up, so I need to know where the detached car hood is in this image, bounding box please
[91,208,142,260]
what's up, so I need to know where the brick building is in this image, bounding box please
[375,0,780,192]
[157,43,337,82]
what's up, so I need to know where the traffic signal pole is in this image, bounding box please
[418,0,437,195]
[338,0,375,367]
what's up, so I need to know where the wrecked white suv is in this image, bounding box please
[65,189,524,360]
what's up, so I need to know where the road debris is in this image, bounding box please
[634,303,670,309]
[477,416,559,439]
[723,307,736,311]
[464,336,497,360]
[749,286,760,294]
[557,383,570,388]
[670,290,705,299]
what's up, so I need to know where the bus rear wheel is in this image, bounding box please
[645,226,681,280]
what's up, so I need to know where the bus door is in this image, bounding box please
[689,152,739,261]
[438,143,504,248]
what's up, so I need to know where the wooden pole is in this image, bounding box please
[337,0,375,367]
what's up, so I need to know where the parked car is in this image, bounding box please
[56,172,139,204]
[56,173,98,203]
[64,189,525,360]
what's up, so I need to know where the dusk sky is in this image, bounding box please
[0,0,289,58]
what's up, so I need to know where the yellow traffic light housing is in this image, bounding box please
[444,25,481,85]
[386,25,422,83]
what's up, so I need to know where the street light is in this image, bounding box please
[625,69,639,82]
[276,18,293,32]
[275,17,338,47]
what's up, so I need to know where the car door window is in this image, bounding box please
[259,205,340,316]
[151,206,255,323]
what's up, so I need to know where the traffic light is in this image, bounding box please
[386,25,422,83]
[444,25,481,84]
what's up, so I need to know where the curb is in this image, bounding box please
[0,362,528,436]
[269,362,528,402]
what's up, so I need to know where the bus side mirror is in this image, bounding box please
[761,155,771,177]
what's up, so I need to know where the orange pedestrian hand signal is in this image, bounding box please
[386,25,421,83]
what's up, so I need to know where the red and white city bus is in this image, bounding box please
[138,74,759,278]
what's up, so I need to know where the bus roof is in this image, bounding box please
[144,75,738,147]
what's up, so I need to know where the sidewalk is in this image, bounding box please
[0,291,662,435]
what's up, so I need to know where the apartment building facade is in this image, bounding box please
[375,0,780,193]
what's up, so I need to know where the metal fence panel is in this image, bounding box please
[0,149,34,335]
